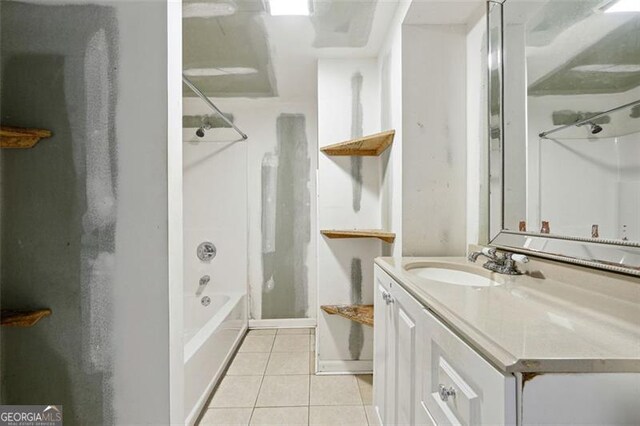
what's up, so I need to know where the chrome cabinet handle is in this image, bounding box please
[438,384,456,402]
[382,291,394,305]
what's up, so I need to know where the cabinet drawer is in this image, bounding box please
[420,309,516,426]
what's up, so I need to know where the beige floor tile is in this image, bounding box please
[364,406,379,426]
[310,375,362,406]
[200,408,252,425]
[256,375,310,407]
[227,352,270,376]
[210,376,262,408]
[265,352,310,375]
[356,375,373,405]
[277,328,311,335]
[249,407,308,426]
[248,329,277,336]
[239,335,275,353]
[272,335,310,352]
[309,405,368,425]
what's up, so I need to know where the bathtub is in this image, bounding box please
[184,291,247,425]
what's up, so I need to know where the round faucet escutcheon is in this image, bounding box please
[197,242,217,261]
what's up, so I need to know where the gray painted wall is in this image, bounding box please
[0,1,171,424]
[261,113,311,319]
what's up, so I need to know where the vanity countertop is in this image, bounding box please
[375,256,640,374]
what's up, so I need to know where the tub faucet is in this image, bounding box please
[468,248,529,275]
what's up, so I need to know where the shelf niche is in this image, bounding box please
[0,126,52,149]
[321,305,373,327]
[321,229,395,243]
[320,130,395,156]
[1,309,52,327]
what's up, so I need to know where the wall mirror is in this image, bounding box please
[488,0,640,276]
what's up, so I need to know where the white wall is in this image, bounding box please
[167,1,184,423]
[378,0,410,258]
[0,1,176,423]
[317,58,380,373]
[243,98,317,321]
[402,24,468,256]
[112,2,173,423]
[617,132,640,242]
[379,2,483,255]
[182,125,247,317]
[466,12,488,248]
[183,96,318,322]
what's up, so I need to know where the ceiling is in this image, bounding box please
[403,0,484,25]
[182,0,399,99]
[183,1,276,97]
[525,1,640,96]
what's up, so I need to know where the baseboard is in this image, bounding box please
[249,318,317,329]
[316,359,373,374]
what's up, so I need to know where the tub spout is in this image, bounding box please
[196,275,210,296]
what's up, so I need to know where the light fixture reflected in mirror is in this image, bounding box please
[603,0,640,13]
[183,1,238,18]
[267,0,311,16]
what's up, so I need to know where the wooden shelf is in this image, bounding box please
[1,309,52,327]
[321,305,373,327]
[320,130,395,156]
[0,126,52,149]
[321,229,395,243]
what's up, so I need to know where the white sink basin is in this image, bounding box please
[406,266,501,287]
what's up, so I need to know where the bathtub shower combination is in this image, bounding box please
[182,92,250,423]
[183,239,248,424]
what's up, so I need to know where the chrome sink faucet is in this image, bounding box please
[468,247,529,275]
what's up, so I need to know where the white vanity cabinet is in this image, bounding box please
[374,264,640,426]
[374,266,515,426]
[374,265,423,426]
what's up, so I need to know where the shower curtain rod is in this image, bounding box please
[538,98,640,139]
[182,74,248,140]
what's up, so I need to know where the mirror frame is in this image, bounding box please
[486,0,640,277]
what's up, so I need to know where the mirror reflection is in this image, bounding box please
[502,0,640,244]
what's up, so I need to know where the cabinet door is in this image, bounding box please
[375,267,435,426]
[419,308,516,426]
[373,267,395,426]
[390,281,421,426]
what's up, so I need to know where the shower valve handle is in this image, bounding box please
[197,242,217,261]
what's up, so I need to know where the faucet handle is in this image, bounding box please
[506,253,529,263]
[482,247,497,257]
[468,247,498,262]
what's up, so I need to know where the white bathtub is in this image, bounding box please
[184,292,246,425]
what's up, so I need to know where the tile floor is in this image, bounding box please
[199,328,378,426]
